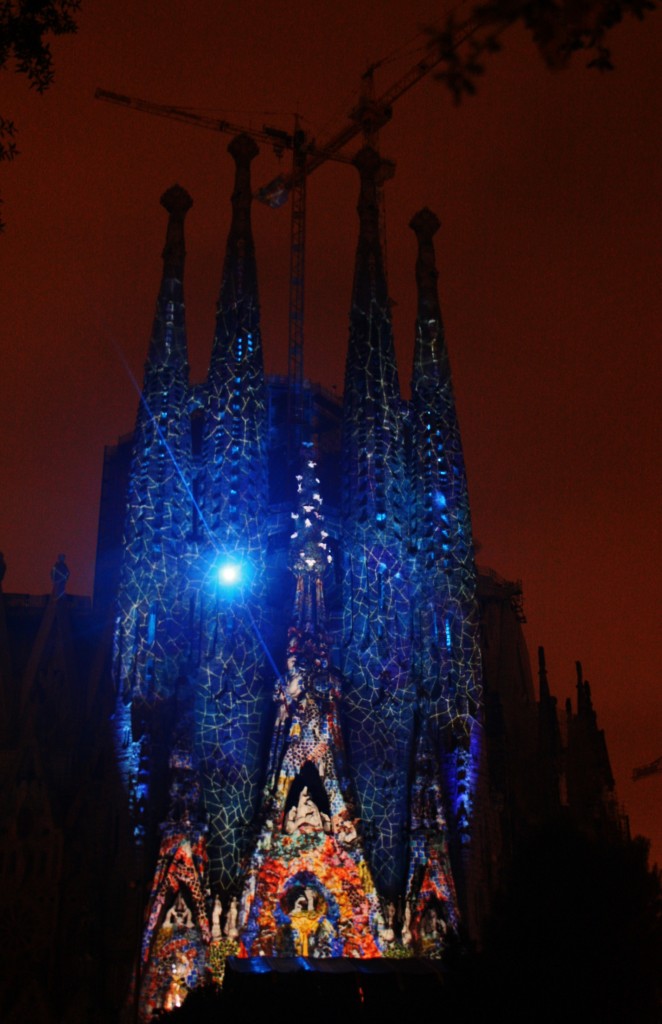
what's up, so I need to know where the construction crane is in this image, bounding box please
[633,755,662,782]
[95,15,480,448]
[94,89,339,454]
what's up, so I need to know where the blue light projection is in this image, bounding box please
[409,208,482,860]
[113,136,483,1016]
[217,561,242,587]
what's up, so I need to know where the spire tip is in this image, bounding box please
[160,184,193,218]
[410,207,440,242]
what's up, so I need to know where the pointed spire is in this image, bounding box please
[114,187,193,697]
[342,144,403,531]
[576,660,586,714]
[409,206,482,927]
[160,183,192,280]
[538,645,551,702]
[147,185,192,371]
[203,133,267,538]
[222,133,259,301]
[351,146,394,310]
[410,207,442,323]
[409,206,475,574]
[197,136,269,889]
[210,133,261,377]
[340,148,412,897]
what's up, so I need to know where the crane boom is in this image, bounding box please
[269,16,480,192]
[94,89,297,151]
[96,15,482,453]
[633,755,662,781]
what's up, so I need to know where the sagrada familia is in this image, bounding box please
[0,137,629,1022]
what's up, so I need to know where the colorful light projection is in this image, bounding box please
[403,720,460,958]
[237,450,382,958]
[116,134,482,1016]
[137,748,211,1020]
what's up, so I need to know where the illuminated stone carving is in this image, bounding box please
[116,137,481,1014]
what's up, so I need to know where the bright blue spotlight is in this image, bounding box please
[218,562,241,586]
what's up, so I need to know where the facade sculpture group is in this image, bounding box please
[116,133,480,1017]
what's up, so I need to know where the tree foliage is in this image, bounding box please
[0,1,80,226]
[432,0,661,101]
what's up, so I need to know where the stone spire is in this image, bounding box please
[538,644,551,703]
[148,184,192,370]
[114,186,193,704]
[212,133,260,370]
[112,188,195,878]
[409,206,482,705]
[340,147,413,898]
[197,136,270,891]
[409,208,483,924]
[537,645,563,819]
[203,133,267,541]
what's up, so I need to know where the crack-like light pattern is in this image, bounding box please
[409,209,482,854]
[112,137,482,1008]
[340,157,482,897]
[195,135,270,889]
[113,185,194,847]
[340,148,415,898]
[114,186,193,706]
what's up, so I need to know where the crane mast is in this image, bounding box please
[95,16,480,448]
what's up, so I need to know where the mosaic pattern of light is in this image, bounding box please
[409,208,482,848]
[112,137,482,1013]
[195,135,270,888]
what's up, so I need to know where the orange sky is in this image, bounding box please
[1,1,660,861]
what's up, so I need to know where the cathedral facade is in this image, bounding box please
[0,134,631,1023]
[109,135,481,1016]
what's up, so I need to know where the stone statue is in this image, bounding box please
[211,895,223,941]
[401,905,412,947]
[284,785,331,835]
[164,892,193,929]
[382,902,396,944]
[224,896,239,939]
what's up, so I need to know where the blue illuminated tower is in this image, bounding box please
[409,208,482,896]
[114,185,193,704]
[340,147,414,897]
[196,134,270,888]
[112,140,483,1006]
[113,185,194,845]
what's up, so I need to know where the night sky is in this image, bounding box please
[1,1,660,862]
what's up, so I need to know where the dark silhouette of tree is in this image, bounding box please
[0,1,80,227]
[431,0,661,101]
